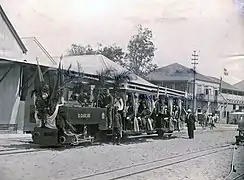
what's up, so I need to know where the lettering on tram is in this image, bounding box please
[77,113,91,119]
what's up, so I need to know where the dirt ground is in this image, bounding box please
[0,124,241,180]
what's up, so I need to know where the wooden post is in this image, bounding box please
[191,51,198,115]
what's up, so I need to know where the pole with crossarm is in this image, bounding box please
[191,50,198,115]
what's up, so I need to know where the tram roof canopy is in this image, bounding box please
[60,54,157,88]
[59,55,186,97]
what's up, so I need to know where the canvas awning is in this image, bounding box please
[60,55,186,97]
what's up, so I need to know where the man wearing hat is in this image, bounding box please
[186,109,196,139]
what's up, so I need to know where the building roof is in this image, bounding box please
[21,37,57,66]
[147,63,216,83]
[234,80,244,91]
[208,76,241,91]
[0,5,27,54]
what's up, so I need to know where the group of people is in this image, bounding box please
[199,112,218,130]
[68,85,198,142]
[113,107,196,143]
[107,92,184,145]
[185,110,221,139]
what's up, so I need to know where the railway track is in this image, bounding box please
[0,148,47,156]
[232,173,244,180]
[0,141,103,156]
[70,143,233,180]
[224,145,244,180]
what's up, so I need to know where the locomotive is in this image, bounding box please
[31,64,186,146]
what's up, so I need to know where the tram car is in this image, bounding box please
[31,89,185,146]
[30,64,186,146]
[231,112,244,145]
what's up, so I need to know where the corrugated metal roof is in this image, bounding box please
[234,80,244,91]
[61,55,157,88]
[0,5,27,54]
[209,76,244,92]
[147,63,216,83]
[21,37,57,66]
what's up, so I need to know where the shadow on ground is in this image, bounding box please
[0,133,181,152]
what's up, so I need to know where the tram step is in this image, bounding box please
[77,136,94,143]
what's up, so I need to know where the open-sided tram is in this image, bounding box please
[30,63,187,147]
[231,112,244,145]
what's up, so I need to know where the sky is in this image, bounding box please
[1,0,244,84]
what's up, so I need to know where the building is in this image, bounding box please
[147,63,244,123]
[0,5,28,133]
[234,80,244,90]
[208,76,244,123]
[147,63,219,113]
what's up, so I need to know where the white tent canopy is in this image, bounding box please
[60,55,186,97]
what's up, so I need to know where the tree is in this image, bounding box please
[124,24,157,77]
[67,44,125,66]
[99,45,125,66]
[67,44,96,55]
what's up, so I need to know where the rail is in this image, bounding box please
[70,144,232,180]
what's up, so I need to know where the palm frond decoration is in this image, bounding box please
[62,62,84,88]
[95,67,133,102]
[96,68,112,88]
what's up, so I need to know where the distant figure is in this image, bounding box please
[112,106,122,145]
[186,109,196,139]
[209,114,216,130]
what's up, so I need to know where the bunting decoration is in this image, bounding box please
[49,55,63,104]
[156,86,160,99]
[165,87,168,95]
[36,57,44,92]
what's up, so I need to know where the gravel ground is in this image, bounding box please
[121,146,233,180]
[0,125,239,180]
[229,145,244,180]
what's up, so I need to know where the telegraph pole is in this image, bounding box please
[191,50,198,115]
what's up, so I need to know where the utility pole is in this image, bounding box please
[191,50,198,115]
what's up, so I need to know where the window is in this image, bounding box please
[214,90,218,96]
[223,111,226,118]
[197,86,202,94]
[208,89,212,95]
[233,104,236,110]
[205,89,209,95]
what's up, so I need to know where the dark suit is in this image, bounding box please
[186,113,195,139]
[112,112,122,145]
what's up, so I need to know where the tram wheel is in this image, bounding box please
[157,130,164,137]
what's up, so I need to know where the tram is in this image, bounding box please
[230,112,244,145]
[31,62,186,146]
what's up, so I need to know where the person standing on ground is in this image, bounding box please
[185,109,196,139]
[112,106,122,145]
[209,114,216,130]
